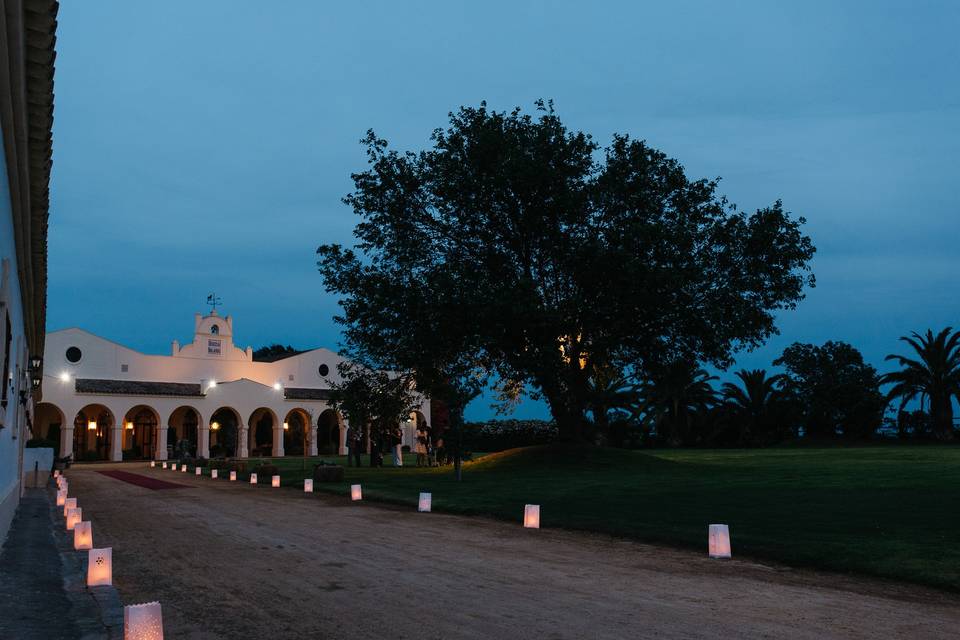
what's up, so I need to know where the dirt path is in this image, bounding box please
[65,463,959,639]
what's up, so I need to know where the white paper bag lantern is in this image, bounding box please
[249,473,258,484]
[181,465,187,473]
[523,504,540,529]
[351,484,362,501]
[304,479,313,492]
[195,467,201,476]
[150,461,155,468]
[171,463,177,471]
[63,497,77,518]
[66,507,82,531]
[161,462,167,469]
[87,547,112,586]
[708,524,732,558]
[74,521,93,550]
[229,471,236,481]
[211,469,218,479]
[418,492,432,513]
[56,489,66,507]
[272,475,280,488]
[124,601,164,640]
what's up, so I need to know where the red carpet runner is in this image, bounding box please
[96,470,193,491]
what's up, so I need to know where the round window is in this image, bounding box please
[65,346,82,363]
[318,364,329,377]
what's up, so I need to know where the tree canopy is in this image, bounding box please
[318,101,815,441]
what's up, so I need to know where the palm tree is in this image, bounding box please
[881,328,960,440]
[721,369,786,445]
[636,361,717,446]
[586,365,640,443]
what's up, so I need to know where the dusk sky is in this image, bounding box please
[48,2,959,420]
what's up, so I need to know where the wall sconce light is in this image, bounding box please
[210,422,220,431]
[74,521,93,550]
[273,382,281,391]
[208,380,217,389]
[271,475,280,488]
[283,422,289,431]
[418,492,432,513]
[59,372,70,383]
[87,547,112,587]
[304,479,313,493]
[708,524,732,558]
[87,420,97,431]
[523,504,540,529]
[125,421,134,431]
[124,601,164,640]
[351,484,362,501]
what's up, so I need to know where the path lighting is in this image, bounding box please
[171,463,177,471]
[211,469,218,479]
[150,461,155,468]
[124,601,164,640]
[56,490,66,507]
[74,521,93,550]
[162,462,167,469]
[87,420,97,431]
[271,475,280,488]
[195,467,201,476]
[523,504,541,529]
[708,524,732,558]
[250,473,258,484]
[418,492,432,513]
[351,484,362,501]
[304,479,313,492]
[63,497,77,518]
[87,547,112,587]
[229,471,236,481]
[180,465,186,473]
[66,507,82,531]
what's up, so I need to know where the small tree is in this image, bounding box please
[720,369,788,446]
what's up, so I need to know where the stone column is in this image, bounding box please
[155,425,168,461]
[308,425,318,456]
[61,426,74,461]
[110,425,123,461]
[238,424,249,458]
[273,424,285,457]
[339,420,349,455]
[198,425,210,459]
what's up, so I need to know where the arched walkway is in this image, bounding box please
[122,405,159,460]
[283,408,310,457]
[316,409,342,455]
[73,404,114,462]
[210,407,241,458]
[33,402,65,456]
[168,406,200,458]
[248,407,278,457]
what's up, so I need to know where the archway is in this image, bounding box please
[122,405,159,460]
[283,408,310,457]
[168,406,200,458]
[73,404,114,461]
[316,409,341,455]
[33,402,65,456]
[209,407,240,458]
[248,407,277,457]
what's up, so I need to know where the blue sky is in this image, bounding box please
[47,2,959,420]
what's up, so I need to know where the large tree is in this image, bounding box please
[318,101,815,442]
[881,327,960,441]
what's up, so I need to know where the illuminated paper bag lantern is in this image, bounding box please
[250,473,258,484]
[195,467,201,476]
[63,497,77,518]
[523,504,540,529]
[74,521,93,550]
[229,471,236,481]
[150,461,156,468]
[161,462,167,469]
[351,484,362,501]
[124,601,164,640]
[170,463,177,471]
[708,524,732,558]
[271,475,280,488]
[181,465,186,473]
[418,492,432,513]
[66,507,82,531]
[211,469,218,479]
[56,489,67,507]
[304,479,313,493]
[87,547,112,587]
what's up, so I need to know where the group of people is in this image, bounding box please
[345,423,447,468]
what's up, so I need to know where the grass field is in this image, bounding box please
[228,445,960,591]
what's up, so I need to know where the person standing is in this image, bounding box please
[392,426,404,467]
[415,424,428,467]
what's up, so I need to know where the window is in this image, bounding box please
[121,364,129,373]
[66,346,82,363]
[288,374,294,381]
[210,324,219,335]
[318,364,329,377]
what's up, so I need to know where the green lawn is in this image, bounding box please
[225,445,960,591]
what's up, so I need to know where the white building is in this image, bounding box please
[34,309,429,462]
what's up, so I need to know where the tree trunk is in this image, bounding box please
[447,401,465,482]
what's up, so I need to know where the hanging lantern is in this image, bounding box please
[271,475,280,488]
[74,521,93,550]
[124,601,164,640]
[523,504,540,529]
[66,507,82,531]
[63,497,77,518]
[418,492,432,513]
[56,489,66,506]
[708,524,732,558]
[87,547,112,587]
[211,469,218,479]
[195,467,201,476]
[304,479,313,493]
[351,484,362,501]
[150,461,156,468]
[229,471,236,481]
[250,473,258,485]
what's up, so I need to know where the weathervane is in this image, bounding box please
[206,293,221,313]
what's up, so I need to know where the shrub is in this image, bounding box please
[461,419,558,452]
[194,456,209,468]
[313,463,344,483]
[254,463,279,481]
